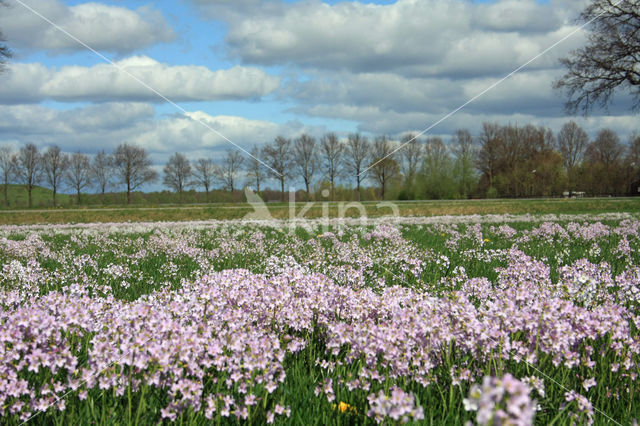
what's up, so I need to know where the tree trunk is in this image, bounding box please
[127,181,131,205]
[3,183,8,207]
[28,186,32,208]
[77,188,81,205]
[356,178,361,201]
[53,186,57,207]
[304,179,310,201]
[330,176,335,201]
[280,177,285,202]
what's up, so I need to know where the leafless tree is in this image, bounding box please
[628,133,640,165]
[585,128,624,166]
[293,133,318,199]
[245,145,265,193]
[370,135,400,200]
[554,0,640,113]
[43,145,69,207]
[91,150,113,200]
[424,137,449,174]
[66,152,91,205]
[451,129,476,198]
[262,136,292,201]
[557,121,589,172]
[163,152,192,200]
[320,133,344,200]
[584,128,626,195]
[345,133,370,201]
[113,143,158,204]
[0,146,14,206]
[399,134,422,186]
[476,122,503,191]
[214,149,244,192]
[193,158,215,199]
[15,144,42,208]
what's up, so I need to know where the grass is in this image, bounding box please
[0,184,72,208]
[1,196,640,224]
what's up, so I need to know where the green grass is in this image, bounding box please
[0,184,72,208]
[1,195,640,225]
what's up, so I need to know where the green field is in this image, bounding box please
[0,196,640,224]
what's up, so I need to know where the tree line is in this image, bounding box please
[1,121,639,208]
[0,143,157,207]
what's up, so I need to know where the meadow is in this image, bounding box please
[0,213,639,425]
[2,196,640,225]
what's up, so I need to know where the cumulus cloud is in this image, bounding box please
[0,57,281,103]
[282,67,572,128]
[0,0,175,54]
[0,103,313,157]
[296,101,639,142]
[199,0,581,78]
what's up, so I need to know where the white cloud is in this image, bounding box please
[0,103,313,157]
[0,56,281,103]
[284,67,571,125]
[296,102,640,141]
[208,0,578,78]
[0,0,174,54]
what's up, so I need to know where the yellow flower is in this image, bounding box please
[484,238,490,242]
[333,401,357,414]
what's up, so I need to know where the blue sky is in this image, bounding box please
[0,0,637,191]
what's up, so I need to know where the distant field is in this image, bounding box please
[1,196,640,224]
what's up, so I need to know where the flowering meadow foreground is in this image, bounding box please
[1,213,639,425]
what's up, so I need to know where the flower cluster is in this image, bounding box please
[464,374,536,426]
[367,387,424,424]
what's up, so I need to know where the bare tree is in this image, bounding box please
[0,146,14,207]
[451,129,476,198]
[320,133,344,200]
[193,158,215,199]
[163,152,192,200]
[346,133,370,201]
[554,0,640,113]
[92,150,113,201]
[424,137,450,174]
[557,121,589,172]
[113,143,158,204]
[399,134,422,186]
[628,133,640,165]
[15,144,42,208]
[43,145,69,207]
[293,133,318,199]
[626,133,640,192]
[245,145,265,193]
[476,122,503,192]
[213,149,244,192]
[262,136,292,201]
[370,135,400,200]
[584,128,626,195]
[586,128,624,166]
[66,152,91,205]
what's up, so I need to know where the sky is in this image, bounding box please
[0,0,638,191]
